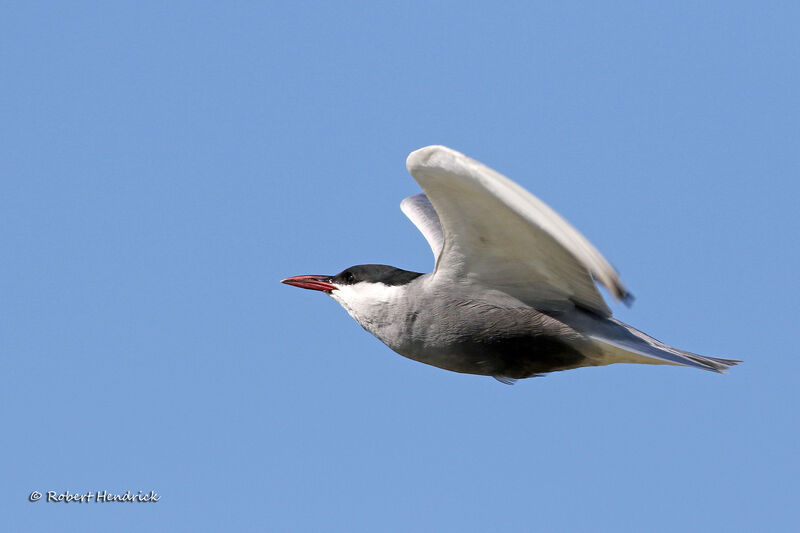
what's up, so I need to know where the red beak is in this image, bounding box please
[281,275,336,293]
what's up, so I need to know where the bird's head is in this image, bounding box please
[282,264,424,319]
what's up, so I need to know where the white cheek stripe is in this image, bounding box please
[330,283,408,324]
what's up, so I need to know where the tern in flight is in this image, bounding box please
[283,146,738,383]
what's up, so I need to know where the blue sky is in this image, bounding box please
[2,2,798,531]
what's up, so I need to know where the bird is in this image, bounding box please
[282,145,739,383]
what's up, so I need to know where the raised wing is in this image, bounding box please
[405,145,631,317]
[400,193,444,260]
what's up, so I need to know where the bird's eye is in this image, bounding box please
[344,272,355,283]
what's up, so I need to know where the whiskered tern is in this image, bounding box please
[283,146,738,383]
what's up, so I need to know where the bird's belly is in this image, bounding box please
[389,330,589,379]
[357,298,592,379]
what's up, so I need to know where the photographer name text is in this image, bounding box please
[29,490,160,503]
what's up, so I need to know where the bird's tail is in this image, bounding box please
[589,319,740,373]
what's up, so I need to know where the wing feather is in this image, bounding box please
[404,145,631,316]
[400,194,444,260]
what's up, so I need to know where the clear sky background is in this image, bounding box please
[3,2,798,532]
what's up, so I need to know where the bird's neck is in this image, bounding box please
[330,282,417,349]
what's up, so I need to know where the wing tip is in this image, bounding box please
[399,192,426,211]
[620,289,635,307]
[406,145,457,173]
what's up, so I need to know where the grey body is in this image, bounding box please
[353,275,586,377]
[395,302,588,378]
